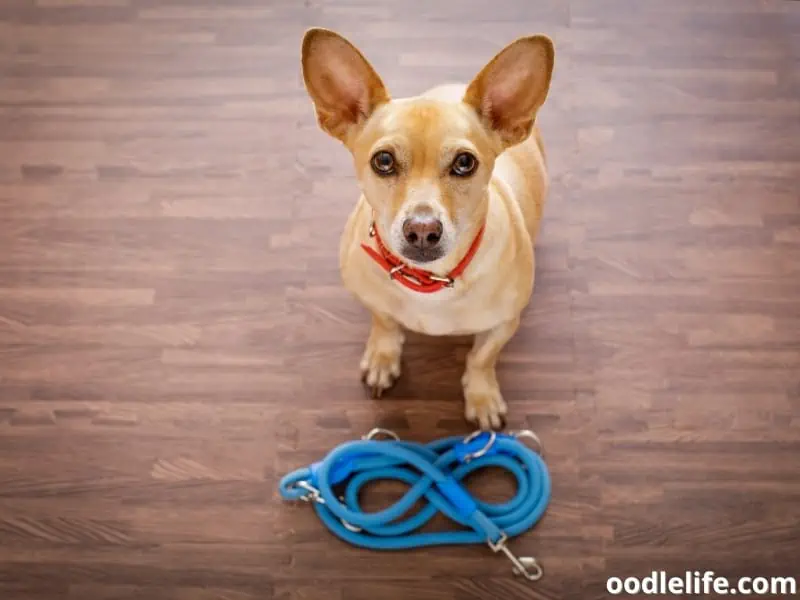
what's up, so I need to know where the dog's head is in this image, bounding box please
[300,28,554,266]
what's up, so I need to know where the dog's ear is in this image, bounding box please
[301,28,390,143]
[463,35,554,148]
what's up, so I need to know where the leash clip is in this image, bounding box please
[295,481,326,505]
[488,533,543,581]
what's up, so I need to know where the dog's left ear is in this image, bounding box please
[301,28,390,144]
[463,35,555,148]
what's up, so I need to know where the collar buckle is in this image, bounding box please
[363,219,483,294]
[428,274,455,288]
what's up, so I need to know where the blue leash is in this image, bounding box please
[278,428,551,581]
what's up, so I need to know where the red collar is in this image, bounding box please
[360,221,485,293]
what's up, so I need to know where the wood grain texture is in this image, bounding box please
[1,0,799,598]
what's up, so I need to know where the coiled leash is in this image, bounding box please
[278,428,550,582]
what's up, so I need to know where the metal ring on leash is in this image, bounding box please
[362,428,400,441]
[462,430,497,463]
[340,519,363,533]
[514,430,544,455]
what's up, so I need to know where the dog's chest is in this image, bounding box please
[388,286,512,336]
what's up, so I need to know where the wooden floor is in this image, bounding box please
[1,0,799,598]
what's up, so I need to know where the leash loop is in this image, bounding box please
[278,430,551,582]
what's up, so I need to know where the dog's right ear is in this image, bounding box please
[301,28,390,144]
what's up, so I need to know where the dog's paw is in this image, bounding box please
[463,372,507,430]
[360,330,403,398]
[464,390,507,430]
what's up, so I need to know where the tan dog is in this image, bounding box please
[300,28,555,430]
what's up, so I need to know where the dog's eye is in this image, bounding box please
[451,152,478,177]
[370,151,396,176]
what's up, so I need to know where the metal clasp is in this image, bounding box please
[388,265,453,288]
[388,265,408,281]
[390,267,423,287]
[488,533,543,581]
[428,274,455,287]
[462,430,497,463]
[295,481,326,504]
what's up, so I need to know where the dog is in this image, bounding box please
[300,28,555,430]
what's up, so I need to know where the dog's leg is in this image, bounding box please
[360,312,404,398]
[461,317,520,430]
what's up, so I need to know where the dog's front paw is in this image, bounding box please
[360,327,403,398]
[462,371,507,430]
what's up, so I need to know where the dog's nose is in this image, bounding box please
[402,216,443,250]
